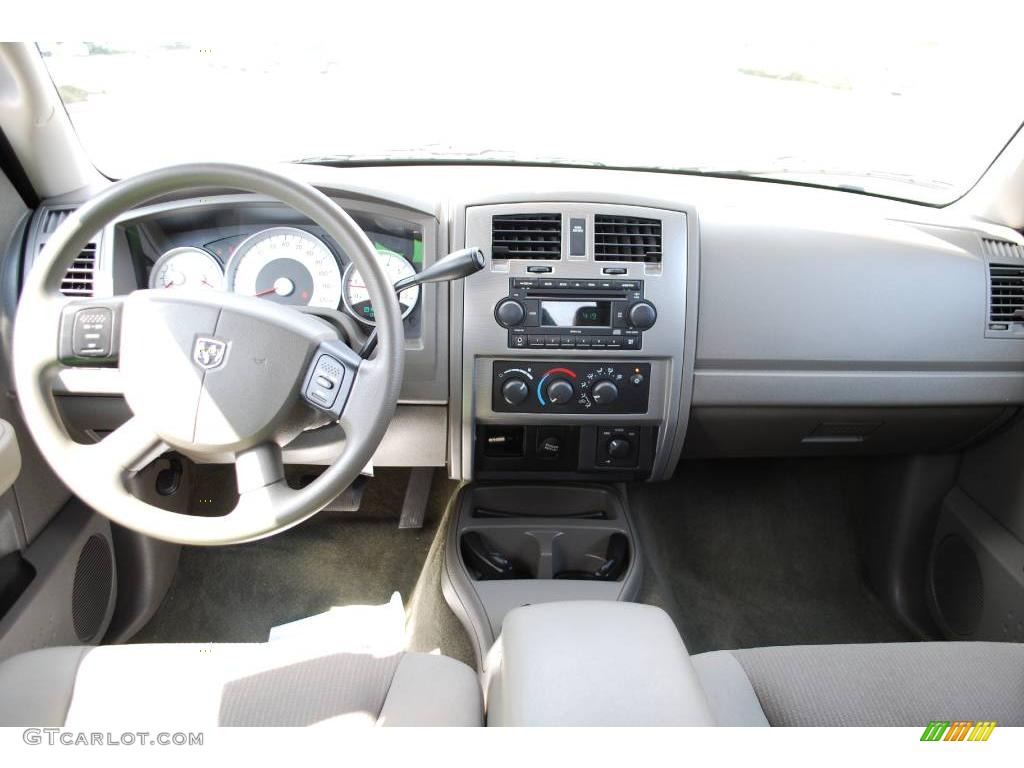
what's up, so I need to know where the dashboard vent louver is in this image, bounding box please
[59,242,98,297]
[491,213,561,259]
[988,263,1024,324]
[43,208,72,234]
[982,238,1024,261]
[594,215,662,262]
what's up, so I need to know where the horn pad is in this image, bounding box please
[119,290,333,453]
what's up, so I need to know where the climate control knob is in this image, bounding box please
[591,379,619,405]
[627,300,658,330]
[501,377,530,406]
[494,298,526,328]
[545,378,575,405]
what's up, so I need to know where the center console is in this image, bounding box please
[443,201,697,670]
[483,600,717,726]
[452,201,696,482]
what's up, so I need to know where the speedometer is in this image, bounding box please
[225,227,342,308]
[342,246,419,325]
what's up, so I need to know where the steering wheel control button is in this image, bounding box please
[306,355,344,408]
[300,340,362,418]
[61,302,122,365]
[72,308,113,357]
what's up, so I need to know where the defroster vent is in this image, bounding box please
[492,213,561,259]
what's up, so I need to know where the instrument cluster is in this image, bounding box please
[147,226,420,325]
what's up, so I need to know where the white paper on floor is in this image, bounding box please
[268,591,406,654]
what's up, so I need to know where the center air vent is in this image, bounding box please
[988,263,1024,327]
[59,243,98,297]
[594,215,662,262]
[492,213,561,260]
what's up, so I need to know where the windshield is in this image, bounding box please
[38,15,1024,204]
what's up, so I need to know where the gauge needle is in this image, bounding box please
[253,287,277,297]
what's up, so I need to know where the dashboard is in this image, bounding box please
[18,163,1024,480]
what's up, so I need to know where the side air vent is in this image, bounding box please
[982,238,1024,261]
[594,215,662,262]
[492,213,561,259]
[43,208,72,234]
[59,242,98,297]
[988,263,1024,326]
[35,207,99,297]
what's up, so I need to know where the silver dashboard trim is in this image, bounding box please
[453,201,698,481]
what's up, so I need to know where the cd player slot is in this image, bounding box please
[529,290,626,299]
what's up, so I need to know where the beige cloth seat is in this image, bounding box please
[0,643,483,727]
[692,642,1024,727]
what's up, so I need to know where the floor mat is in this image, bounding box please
[630,458,915,654]
[132,470,475,668]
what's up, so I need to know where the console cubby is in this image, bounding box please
[443,483,641,658]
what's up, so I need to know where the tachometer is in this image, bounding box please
[149,247,223,290]
[342,246,419,325]
[226,227,342,308]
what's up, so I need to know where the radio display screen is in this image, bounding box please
[540,300,611,328]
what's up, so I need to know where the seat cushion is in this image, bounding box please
[0,643,482,727]
[693,641,1024,727]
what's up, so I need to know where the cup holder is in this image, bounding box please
[553,532,630,581]
[460,530,538,581]
[459,528,630,582]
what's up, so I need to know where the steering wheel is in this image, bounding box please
[12,163,404,545]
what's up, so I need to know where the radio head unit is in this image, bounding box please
[494,277,657,350]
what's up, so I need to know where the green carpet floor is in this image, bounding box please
[132,469,475,668]
[631,458,915,654]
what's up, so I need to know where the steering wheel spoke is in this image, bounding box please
[234,442,287,495]
[77,416,167,480]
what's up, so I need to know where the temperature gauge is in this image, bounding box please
[150,247,223,290]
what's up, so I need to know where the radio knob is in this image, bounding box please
[495,298,526,328]
[591,379,619,404]
[627,300,657,330]
[501,377,530,406]
[545,378,575,405]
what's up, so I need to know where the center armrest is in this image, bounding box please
[483,601,716,726]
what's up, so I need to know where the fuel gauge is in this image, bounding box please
[149,247,224,290]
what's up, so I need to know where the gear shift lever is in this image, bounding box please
[358,246,485,358]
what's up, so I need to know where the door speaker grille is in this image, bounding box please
[72,534,114,642]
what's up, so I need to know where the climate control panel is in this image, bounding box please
[492,360,651,414]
